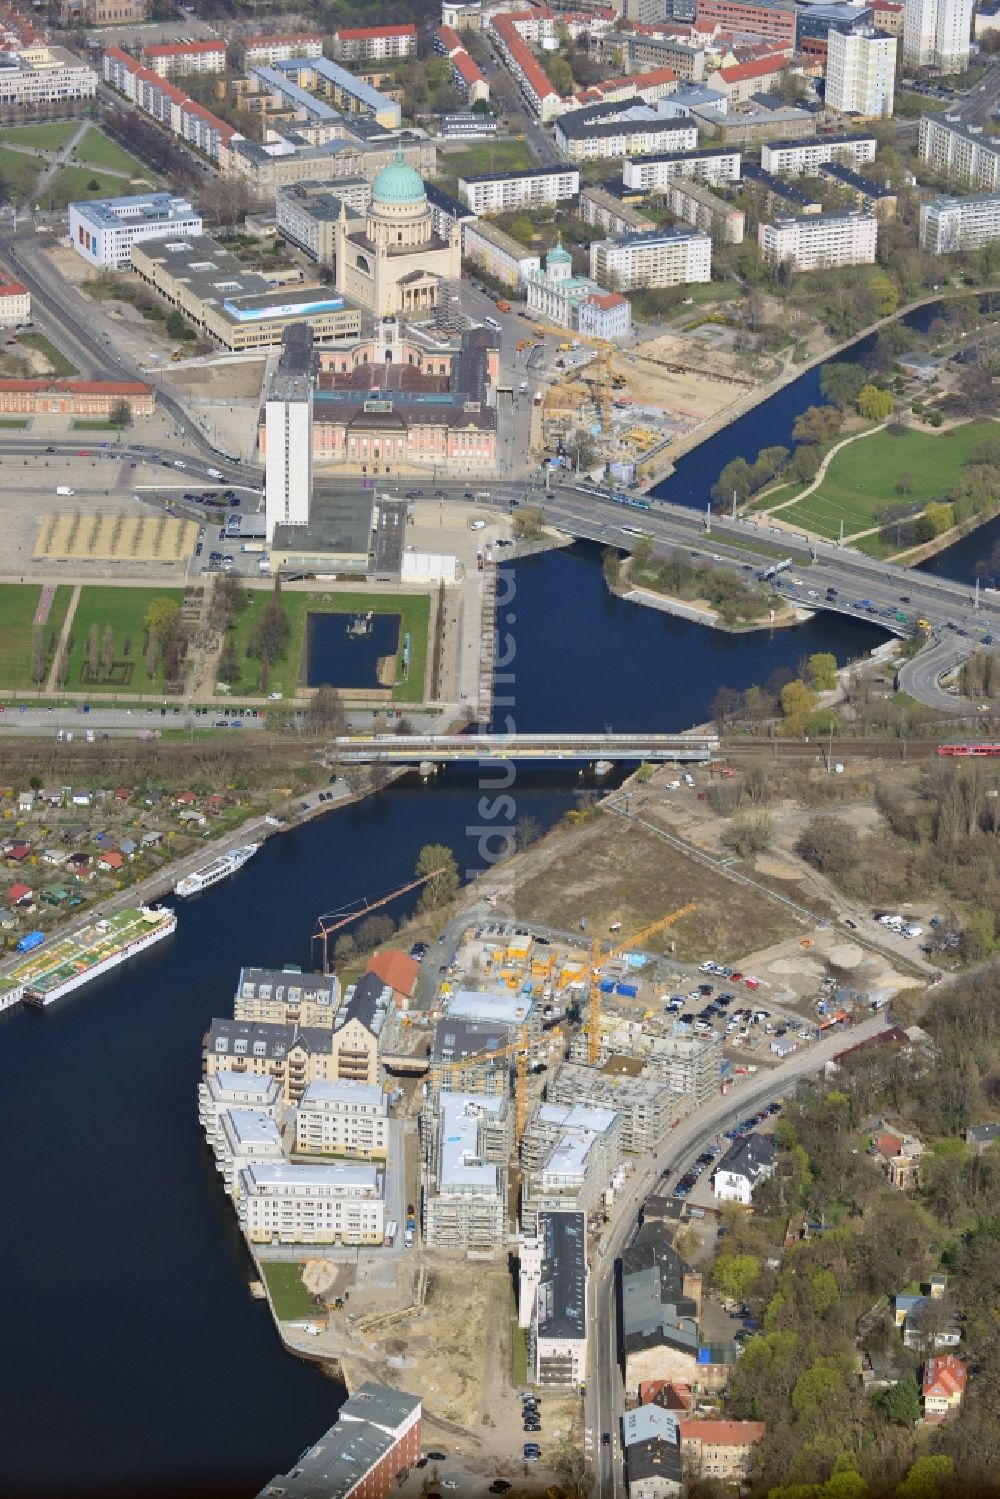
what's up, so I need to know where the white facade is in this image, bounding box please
[920,190,1000,251]
[554,118,697,163]
[758,211,878,270]
[69,193,203,269]
[591,227,711,290]
[294,1079,390,1158]
[0,274,30,327]
[199,1070,283,1149]
[237,1161,384,1244]
[462,220,541,289]
[423,1091,511,1251]
[519,1211,588,1388]
[903,0,973,68]
[457,166,580,214]
[623,149,742,191]
[918,114,1000,191]
[826,28,896,118]
[264,371,313,541]
[760,135,878,177]
[215,1107,285,1196]
[243,34,324,66]
[141,43,225,78]
[0,46,96,107]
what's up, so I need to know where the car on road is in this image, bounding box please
[442,1481,460,1490]
[426,1451,447,1462]
[602,1433,611,1447]
[45,445,56,453]
[410,941,429,960]
[213,719,228,727]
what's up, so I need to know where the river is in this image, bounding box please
[0,304,990,1499]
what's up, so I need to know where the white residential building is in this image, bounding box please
[0,46,96,107]
[711,1134,776,1204]
[294,1079,390,1158]
[518,1210,588,1388]
[462,219,541,290]
[214,1107,285,1196]
[0,271,30,327]
[520,1100,623,1230]
[758,211,878,270]
[554,113,697,163]
[423,1090,512,1251]
[903,0,973,69]
[826,28,896,118]
[645,1031,723,1106]
[68,192,203,269]
[623,148,742,192]
[919,190,1000,251]
[918,114,1000,191]
[198,1070,283,1150]
[590,226,712,290]
[457,164,580,214]
[760,135,878,177]
[237,1161,384,1245]
[264,326,314,541]
[140,40,226,78]
[242,33,324,67]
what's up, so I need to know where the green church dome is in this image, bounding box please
[547,239,571,265]
[372,146,426,205]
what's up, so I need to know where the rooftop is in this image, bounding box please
[69,191,198,228]
[537,1209,587,1341]
[458,164,579,183]
[242,1160,380,1190]
[221,1107,283,1149]
[446,987,537,1028]
[438,1090,505,1190]
[298,1078,387,1110]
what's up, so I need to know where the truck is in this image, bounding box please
[56,486,75,496]
[384,1219,397,1247]
[495,299,511,314]
[16,930,44,953]
[206,467,223,479]
[533,390,543,406]
[241,542,264,554]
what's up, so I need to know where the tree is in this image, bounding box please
[820,362,866,409]
[721,811,773,859]
[960,907,995,962]
[917,501,955,541]
[780,678,818,735]
[145,597,181,645]
[217,636,238,686]
[795,816,859,880]
[750,445,789,489]
[713,1252,760,1304]
[896,1456,955,1499]
[30,624,45,684]
[711,456,753,506]
[307,685,346,736]
[807,652,837,691]
[546,54,574,95]
[514,814,542,851]
[879,1373,922,1426]
[145,634,158,680]
[415,843,460,912]
[788,445,821,484]
[858,383,894,421]
[86,622,99,677]
[507,215,535,247]
[165,309,188,339]
[630,534,653,571]
[793,405,841,445]
[109,397,132,427]
[248,596,290,667]
[101,623,114,678]
[512,507,544,539]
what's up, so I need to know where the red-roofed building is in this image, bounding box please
[0,270,29,328]
[578,289,631,340]
[489,10,562,120]
[8,842,30,862]
[8,883,33,906]
[99,850,125,871]
[366,949,420,1009]
[242,32,323,66]
[434,24,490,104]
[103,46,235,163]
[922,1356,966,1421]
[639,1380,693,1412]
[868,0,904,36]
[707,51,789,102]
[677,1419,767,1481]
[0,379,154,417]
[331,23,416,62]
[141,39,225,78]
[833,1025,909,1064]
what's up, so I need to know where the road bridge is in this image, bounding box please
[330,733,719,763]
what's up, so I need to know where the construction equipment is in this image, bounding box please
[312,869,444,975]
[587,904,697,1064]
[433,1024,562,1144]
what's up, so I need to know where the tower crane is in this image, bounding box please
[587,904,697,1064]
[433,1025,563,1145]
[312,868,445,975]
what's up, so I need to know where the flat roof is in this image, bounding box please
[207,1070,281,1100]
[624,1404,679,1447]
[222,1107,283,1148]
[446,988,537,1027]
[338,1381,421,1431]
[69,192,197,228]
[438,1090,505,1190]
[243,1161,381,1189]
[537,1209,586,1340]
[272,483,374,561]
[299,1078,387,1109]
[458,164,580,183]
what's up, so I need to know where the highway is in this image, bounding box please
[585,1011,892,1496]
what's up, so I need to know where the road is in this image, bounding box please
[585,1011,892,1496]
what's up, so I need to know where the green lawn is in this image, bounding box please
[442,139,537,178]
[65,586,185,695]
[73,126,152,179]
[72,418,126,430]
[223,589,431,703]
[42,165,135,210]
[18,331,78,377]
[259,1262,316,1321]
[0,418,28,428]
[0,145,43,203]
[775,420,999,540]
[0,121,79,150]
[0,583,71,689]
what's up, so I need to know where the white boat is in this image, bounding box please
[174,843,260,898]
[22,906,177,1008]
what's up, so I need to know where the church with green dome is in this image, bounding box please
[334,146,461,318]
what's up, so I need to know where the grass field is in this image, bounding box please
[72,418,124,430]
[0,121,79,151]
[0,418,28,428]
[440,139,537,178]
[259,1263,315,1321]
[773,420,999,540]
[74,126,151,179]
[42,165,134,210]
[18,331,78,377]
[223,589,431,703]
[65,586,185,695]
[0,584,71,689]
[0,144,43,202]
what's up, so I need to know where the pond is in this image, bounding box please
[305,611,401,689]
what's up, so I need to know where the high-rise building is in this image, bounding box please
[758,211,878,270]
[826,28,896,117]
[264,324,314,542]
[919,190,1000,252]
[918,114,1000,190]
[903,0,973,70]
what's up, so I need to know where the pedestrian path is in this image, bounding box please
[44,583,79,693]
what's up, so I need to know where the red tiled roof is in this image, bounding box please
[922,1356,967,1399]
[100,850,124,868]
[334,23,416,40]
[366,948,420,997]
[436,23,463,51]
[494,14,560,102]
[0,379,151,395]
[453,49,487,85]
[874,1131,903,1158]
[104,46,233,141]
[639,1381,693,1411]
[834,1025,908,1063]
[142,40,224,56]
[0,272,27,297]
[8,883,32,902]
[678,1419,767,1446]
[718,52,787,81]
[869,1,902,10]
[585,291,627,310]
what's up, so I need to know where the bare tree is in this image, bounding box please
[31,625,45,684]
[102,624,115,679]
[86,623,99,678]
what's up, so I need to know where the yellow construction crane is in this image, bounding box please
[312,868,444,975]
[587,904,697,1064]
[433,1024,562,1145]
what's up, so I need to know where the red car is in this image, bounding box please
[79,449,90,457]
[731,972,744,983]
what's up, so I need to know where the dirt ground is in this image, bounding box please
[621,330,755,424]
[164,359,267,400]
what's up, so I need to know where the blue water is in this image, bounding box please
[305,612,400,689]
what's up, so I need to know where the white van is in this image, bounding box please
[470,519,485,531]
[683,773,695,788]
[206,467,223,479]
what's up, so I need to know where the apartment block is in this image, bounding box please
[920,189,1000,251]
[257,1385,422,1499]
[819,160,897,218]
[0,45,96,107]
[331,972,391,1086]
[275,179,370,262]
[457,163,580,214]
[140,40,225,78]
[213,1107,285,1196]
[422,1091,511,1251]
[758,209,877,269]
[579,185,656,236]
[628,33,706,81]
[644,1030,723,1105]
[590,225,712,289]
[330,24,416,62]
[238,1160,384,1245]
[826,27,896,117]
[489,9,562,122]
[554,111,697,162]
[462,219,542,289]
[660,177,745,243]
[518,1211,588,1388]
[623,147,742,191]
[903,0,973,70]
[546,1062,678,1154]
[294,1079,390,1158]
[521,1100,623,1230]
[678,1420,767,1481]
[242,32,323,67]
[69,192,203,269]
[227,133,436,198]
[760,133,877,176]
[434,23,490,104]
[918,114,1000,191]
[233,964,341,1028]
[203,1018,338,1104]
[694,0,797,46]
[103,45,235,163]
[198,1069,282,1149]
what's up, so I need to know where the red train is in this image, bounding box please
[936,743,1000,756]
